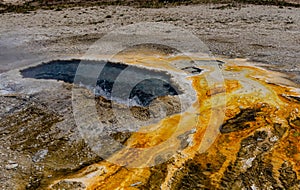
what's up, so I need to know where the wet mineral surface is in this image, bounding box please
[1,48,299,189]
[20,59,182,107]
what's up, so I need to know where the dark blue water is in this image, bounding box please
[21,59,182,106]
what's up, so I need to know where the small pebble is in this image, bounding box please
[5,163,18,170]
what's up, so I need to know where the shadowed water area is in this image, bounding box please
[20,59,182,106]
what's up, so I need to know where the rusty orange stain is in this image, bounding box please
[49,53,300,189]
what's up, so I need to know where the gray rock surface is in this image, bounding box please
[0,4,299,83]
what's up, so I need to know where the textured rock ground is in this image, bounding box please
[0,3,299,190]
[0,4,299,81]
